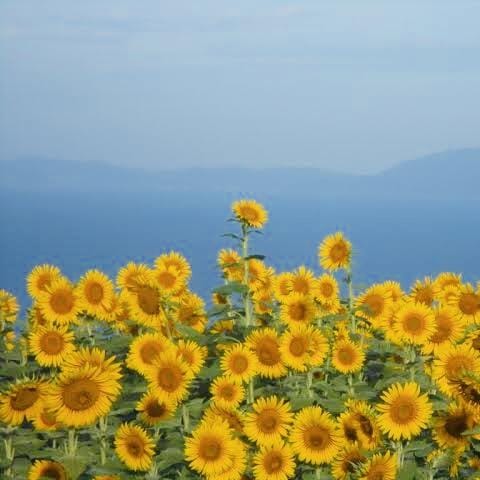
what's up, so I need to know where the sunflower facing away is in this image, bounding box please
[28,459,67,480]
[220,343,258,383]
[409,276,439,306]
[115,422,155,471]
[376,382,432,440]
[0,289,19,323]
[116,262,151,292]
[136,390,176,426]
[26,264,62,299]
[28,324,76,367]
[231,199,268,229]
[332,339,365,374]
[252,441,296,480]
[318,232,352,271]
[244,396,294,446]
[246,328,287,379]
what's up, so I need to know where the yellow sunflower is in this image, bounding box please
[116,262,151,291]
[449,283,480,324]
[358,451,397,480]
[0,289,19,323]
[313,274,339,305]
[289,406,343,465]
[279,325,320,372]
[124,277,165,328]
[175,339,207,375]
[376,382,432,440]
[203,405,245,434]
[211,438,247,480]
[76,269,115,317]
[220,343,258,384]
[392,301,435,345]
[290,266,315,296]
[381,280,404,302]
[433,402,477,450]
[232,199,268,229]
[184,419,237,477]
[0,379,49,425]
[126,332,174,376]
[331,446,366,480]
[154,251,192,283]
[153,265,185,295]
[115,423,155,472]
[47,366,121,427]
[431,343,480,396]
[28,324,76,367]
[252,441,295,480]
[466,328,480,353]
[273,272,294,302]
[136,390,176,426]
[32,407,61,431]
[28,460,67,480]
[332,339,365,374]
[355,284,392,328]
[308,327,329,367]
[244,396,294,446]
[26,264,62,299]
[409,276,439,306]
[38,277,80,325]
[280,293,316,328]
[435,272,462,292]
[144,349,193,404]
[247,259,269,292]
[218,249,243,282]
[318,232,352,271]
[211,376,245,410]
[246,328,287,379]
[174,292,207,333]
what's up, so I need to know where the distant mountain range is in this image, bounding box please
[1,148,479,200]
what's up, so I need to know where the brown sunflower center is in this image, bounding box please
[40,410,58,426]
[330,242,348,262]
[304,426,330,450]
[37,274,53,291]
[365,295,384,316]
[415,288,434,305]
[446,355,470,379]
[430,315,453,343]
[40,331,65,355]
[231,354,248,373]
[146,399,167,418]
[337,346,356,365]
[358,414,374,437]
[136,286,161,315]
[85,282,104,304]
[445,414,468,438]
[157,271,177,289]
[10,386,39,411]
[369,467,388,480]
[139,341,163,364]
[62,378,100,411]
[219,384,236,400]
[126,436,145,457]
[289,303,307,321]
[256,338,281,366]
[157,366,182,392]
[472,335,480,351]
[257,409,279,433]
[289,337,308,357]
[50,289,74,315]
[344,423,358,442]
[403,313,425,334]
[459,293,480,315]
[239,206,259,223]
[391,399,416,424]
[319,281,334,297]
[40,465,65,479]
[199,438,222,461]
[342,453,364,473]
[263,451,284,473]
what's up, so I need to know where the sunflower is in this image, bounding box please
[289,266,315,296]
[466,328,480,353]
[28,324,75,367]
[392,301,435,345]
[358,451,397,480]
[331,446,366,480]
[144,349,193,404]
[115,423,155,472]
[247,259,269,292]
[0,379,49,425]
[273,273,294,302]
[211,319,235,334]
[232,199,268,229]
[38,277,80,325]
[376,382,432,440]
[244,396,294,446]
[124,277,165,328]
[290,406,343,465]
[355,284,392,328]
[203,405,245,434]
[253,288,275,316]
[218,249,243,282]
[449,283,480,324]
[252,441,295,480]
[409,276,439,306]
[220,343,258,384]
[435,272,462,292]
[279,325,317,372]
[26,264,62,299]
[433,402,477,450]
[211,438,247,480]
[0,289,19,323]
[431,344,480,396]
[153,265,185,295]
[332,339,365,374]
[246,328,287,379]
[280,293,316,328]
[136,390,176,426]
[211,376,245,410]
[32,407,61,431]
[422,307,466,355]
[126,332,174,376]
[116,262,151,291]
[308,327,329,367]
[155,251,192,283]
[47,366,121,427]
[318,232,352,271]
[173,339,206,375]
[76,269,115,317]
[28,460,67,480]
[381,280,404,302]
[174,292,208,333]
[185,419,237,476]
[313,274,339,305]
[338,400,381,450]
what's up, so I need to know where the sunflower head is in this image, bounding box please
[318,232,352,271]
[220,343,258,383]
[26,264,62,299]
[211,376,245,410]
[28,459,67,480]
[232,199,268,229]
[38,278,80,325]
[115,423,155,472]
[137,391,176,426]
[29,324,75,367]
[332,339,365,374]
[246,328,286,379]
[0,289,20,323]
[76,269,115,316]
[252,441,296,480]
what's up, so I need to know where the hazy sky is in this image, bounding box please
[1,1,479,174]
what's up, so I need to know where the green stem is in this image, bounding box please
[346,265,355,332]
[182,404,190,433]
[64,429,78,458]
[248,378,255,404]
[242,225,253,328]
[396,441,404,468]
[307,370,313,398]
[98,416,108,465]
[3,428,15,479]
[347,374,355,397]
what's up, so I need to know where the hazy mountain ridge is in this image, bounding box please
[1,149,479,199]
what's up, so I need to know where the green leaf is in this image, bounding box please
[397,460,419,480]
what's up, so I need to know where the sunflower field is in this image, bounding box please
[1,200,480,480]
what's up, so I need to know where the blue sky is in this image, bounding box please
[0,0,479,173]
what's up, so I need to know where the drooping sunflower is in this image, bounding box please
[409,276,439,306]
[246,328,287,379]
[232,199,268,229]
[273,272,294,302]
[318,232,352,271]
[252,441,296,480]
[217,249,243,282]
[220,343,258,384]
[358,451,397,480]
[116,262,151,292]
[0,379,49,425]
[38,277,81,325]
[448,283,480,324]
[289,406,343,465]
[175,339,207,375]
[332,339,365,374]
[136,390,176,426]
[433,402,477,450]
[376,382,432,440]
[355,284,392,328]
[392,301,435,345]
[32,407,61,431]
[47,366,121,427]
[431,343,480,396]
[26,264,62,299]
[144,349,193,404]
[331,446,366,480]
[126,332,174,376]
[28,459,67,480]
[76,269,115,317]
[115,423,155,472]
[0,289,19,323]
[279,325,316,372]
[289,266,315,296]
[184,419,237,477]
[279,293,316,328]
[154,251,192,283]
[211,376,245,410]
[28,324,76,367]
[313,274,339,306]
[244,396,294,446]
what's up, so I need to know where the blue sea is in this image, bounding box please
[1,189,479,314]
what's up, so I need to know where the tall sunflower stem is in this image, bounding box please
[315,467,322,479]
[98,416,108,465]
[64,428,78,458]
[307,370,313,398]
[347,374,355,397]
[396,441,405,468]
[248,378,255,404]
[242,225,252,328]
